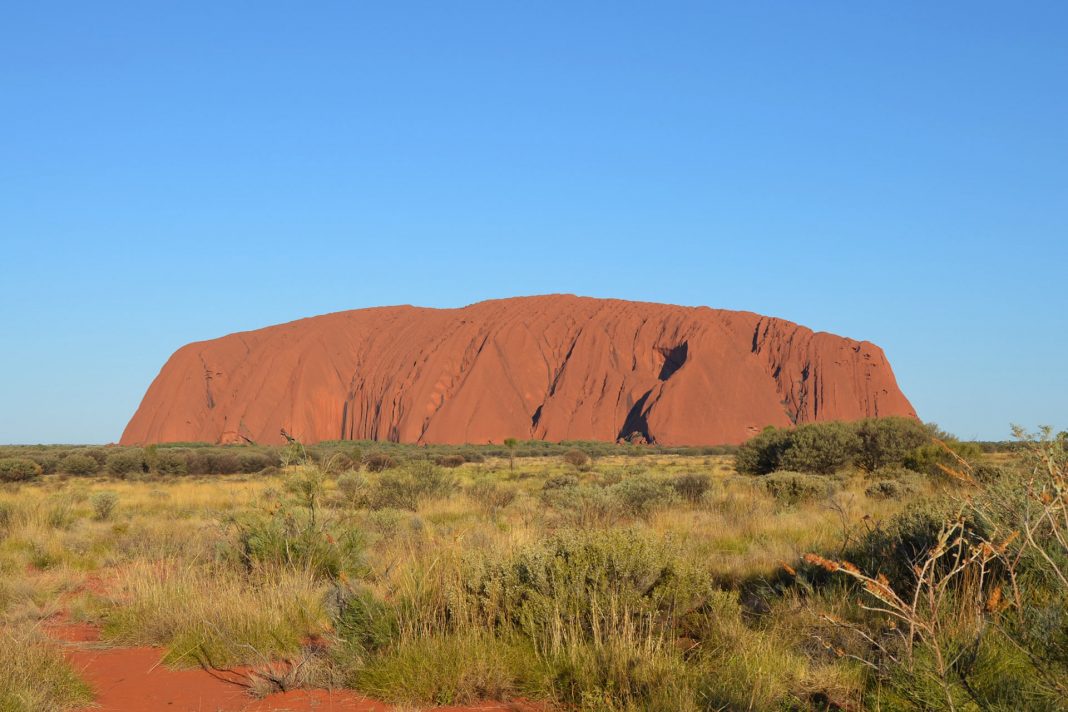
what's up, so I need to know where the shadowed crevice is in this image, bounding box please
[618,390,654,444]
[657,342,688,381]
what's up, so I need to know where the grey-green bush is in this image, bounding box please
[364,452,397,473]
[226,506,366,580]
[672,473,712,503]
[467,480,517,513]
[105,449,145,477]
[761,471,831,505]
[155,450,188,475]
[609,476,678,518]
[336,471,371,508]
[562,449,590,468]
[865,479,913,500]
[90,491,119,521]
[462,529,712,644]
[370,462,456,511]
[58,453,100,476]
[0,457,42,482]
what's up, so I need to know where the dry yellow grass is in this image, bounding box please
[0,451,953,710]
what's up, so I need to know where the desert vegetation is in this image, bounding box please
[0,421,1063,711]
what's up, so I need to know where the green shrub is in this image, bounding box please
[463,529,712,647]
[45,496,76,530]
[734,426,794,475]
[333,586,399,655]
[453,532,715,709]
[864,479,913,500]
[283,466,325,512]
[370,462,456,511]
[672,473,711,503]
[238,452,277,473]
[437,454,466,468]
[336,471,371,508]
[760,471,830,505]
[58,453,99,476]
[867,464,918,480]
[28,453,60,475]
[562,449,590,468]
[225,506,366,580]
[540,484,620,527]
[543,473,579,490]
[608,476,678,518]
[364,452,397,472]
[105,449,145,477]
[155,450,188,475]
[905,437,982,477]
[737,418,937,475]
[83,448,108,467]
[779,422,860,474]
[318,449,359,474]
[90,491,119,521]
[973,463,1009,483]
[853,417,930,471]
[0,457,42,482]
[467,480,517,514]
[458,449,484,463]
[844,501,990,594]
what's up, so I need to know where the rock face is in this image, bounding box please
[120,295,916,446]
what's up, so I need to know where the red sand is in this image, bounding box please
[121,295,916,446]
[45,613,544,712]
[57,631,542,712]
[65,645,388,711]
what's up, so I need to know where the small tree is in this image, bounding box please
[503,438,518,471]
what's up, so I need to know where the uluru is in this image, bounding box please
[120,295,916,446]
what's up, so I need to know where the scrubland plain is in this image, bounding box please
[0,421,1065,711]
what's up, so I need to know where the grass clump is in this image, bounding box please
[100,561,328,666]
[0,626,93,711]
[672,472,711,503]
[349,632,539,706]
[467,479,517,515]
[465,529,711,647]
[225,505,366,580]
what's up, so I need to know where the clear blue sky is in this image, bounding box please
[1,2,1065,444]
